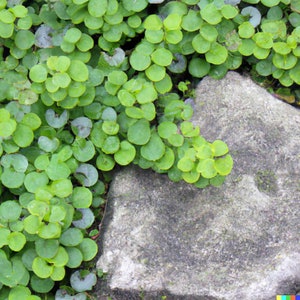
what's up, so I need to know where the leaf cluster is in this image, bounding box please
[1,0,298,298]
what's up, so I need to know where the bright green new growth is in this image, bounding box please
[0,0,298,298]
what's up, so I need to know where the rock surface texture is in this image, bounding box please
[96,72,300,299]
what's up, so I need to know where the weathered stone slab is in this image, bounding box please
[96,72,300,299]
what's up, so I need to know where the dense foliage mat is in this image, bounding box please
[0,0,299,298]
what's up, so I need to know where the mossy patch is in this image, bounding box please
[255,170,278,195]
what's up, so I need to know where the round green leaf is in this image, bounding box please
[114,141,136,166]
[10,5,28,18]
[38,222,61,239]
[145,64,166,82]
[253,46,270,60]
[68,60,89,82]
[49,205,67,223]
[167,133,184,147]
[27,200,49,219]
[272,53,297,70]
[1,168,25,188]
[60,228,83,247]
[145,29,164,44]
[13,124,34,147]
[51,179,73,198]
[7,286,30,300]
[141,133,165,161]
[21,248,37,271]
[238,22,255,38]
[0,200,22,222]
[102,107,117,121]
[136,82,157,104]
[0,21,14,38]
[200,24,218,42]
[221,5,238,19]
[273,42,291,55]
[0,9,15,23]
[197,158,218,179]
[88,0,107,17]
[128,119,151,145]
[71,187,93,208]
[177,157,194,172]
[66,247,83,268]
[77,238,98,261]
[200,3,223,25]
[182,169,200,184]
[188,57,210,78]
[35,239,59,259]
[157,121,178,139]
[130,50,151,71]
[47,246,68,267]
[30,275,54,293]
[289,12,300,28]
[151,48,173,66]
[102,120,119,135]
[212,140,229,156]
[52,73,71,89]
[46,158,71,181]
[108,70,128,86]
[29,65,48,83]
[64,27,82,44]
[24,172,49,193]
[72,139,95,162]
[154,73,173,94]
[102,136,120,154]
[144,14,163,30]
[0,118,17,138]
[192,33,211,53]
[77,33,94,52]
[164,13,182,30]
[21,113,41,130]
[117,89,136,107]
[32,257,53,278]
[253,32,273,49]
[14,30,35,50]
[96,152,115,171]
[214,154,233,175]
[23,215,41,234]
[154,147,175,170]
[205,43,228,65]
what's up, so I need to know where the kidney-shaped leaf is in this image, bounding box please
[45,109,69,128]
[70,270,97,292]
[141,132,165,161]
[71,117,93,138]
[128,119,151,145]
[75,163,98,187]
[0,200,22,222]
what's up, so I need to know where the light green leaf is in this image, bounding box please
[128,119,151,145]
[68,60,89,82]
[141,132,165,161]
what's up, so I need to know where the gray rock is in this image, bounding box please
[96,72,300,299]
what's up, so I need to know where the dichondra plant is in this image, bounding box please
[0,0,299,298]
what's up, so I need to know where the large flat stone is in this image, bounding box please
[96,72,300,299]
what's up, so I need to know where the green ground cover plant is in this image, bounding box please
[0,0,299,298]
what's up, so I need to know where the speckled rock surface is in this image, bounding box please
[95,72,300,300]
